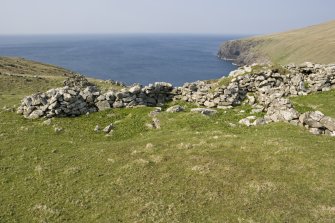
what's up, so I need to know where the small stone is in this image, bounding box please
[149,107,162,117]
[103,124,114,133]
[309,128,323,135]
[113,101,124,108]
[54,127,63,133]
[42,119,52,126]
[129,85,142,94]
[191,108,217,116]
[166,105,184,113]
[217,105,233,110]
[152,117,161,129]
[253,118,267,126]
[204,101,216,108]
[28,110,44,119]
[239,116,256,126]
[145,123,155,129]
[94,125,100,132]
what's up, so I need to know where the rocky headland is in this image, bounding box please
[218,20,335,66]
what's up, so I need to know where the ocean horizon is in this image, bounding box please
[0,34,243,86]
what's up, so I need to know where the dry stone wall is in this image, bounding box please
[17,62,335,136]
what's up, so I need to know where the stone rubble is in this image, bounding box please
[17,62,335,136]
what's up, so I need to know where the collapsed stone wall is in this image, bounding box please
[17,63,335,136]
[176,62,335,109]
[17,78,175,119]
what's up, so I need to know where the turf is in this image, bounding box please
[0,59,335,222]
[234,20,335,65]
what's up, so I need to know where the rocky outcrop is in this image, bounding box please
[218,39,270,66]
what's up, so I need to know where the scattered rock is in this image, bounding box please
[166,105,184,113]
[103,124,114,133]
[54,127,63,133]
[94,125,100,132]
[42,119,52,126]
[239,116,256,126]
[149,107,162,117]
[191,108,217,116]
[152,117,161,129]
[17,62,335,137]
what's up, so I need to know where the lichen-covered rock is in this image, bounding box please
[103,124,114,133]
[191,108,217,116]
[166,105,184,113]
[96,100,111,111]
[320,116,335,131]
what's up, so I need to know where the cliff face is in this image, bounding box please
[218,39,270,66]
[218,20,335,66]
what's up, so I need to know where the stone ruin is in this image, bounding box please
[17,62,335,136]
[17,75,175,118]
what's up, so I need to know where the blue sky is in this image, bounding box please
[1,0,334,35]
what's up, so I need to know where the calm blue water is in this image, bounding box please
[0,34,240,86]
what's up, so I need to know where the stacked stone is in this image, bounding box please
[95,82,175,111]
[176,63,335,110]
[17,62,335,136]
[286,62,335,92]
[63,74,94,88]
[176,80,245,108]
[299,111,335,136]
[17,82,175,118]
[17,86,99,119]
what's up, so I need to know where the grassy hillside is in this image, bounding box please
[1,59,335,222]
[219,20,335,65]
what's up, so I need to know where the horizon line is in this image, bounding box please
[0,32,256,37]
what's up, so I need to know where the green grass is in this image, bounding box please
[1,63,335,222]
[236,20,335,65]
[291,90,335,117]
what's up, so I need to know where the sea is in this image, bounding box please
[0,34,242,86]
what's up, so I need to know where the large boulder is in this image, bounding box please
[320,116,335,131]
[95,100,111,111]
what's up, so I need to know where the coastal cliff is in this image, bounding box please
[218,39,269,66]
[218,20,335,66]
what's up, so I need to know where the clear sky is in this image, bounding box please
[1,0,334,35]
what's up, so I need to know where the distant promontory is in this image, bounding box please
[218,20,335,66]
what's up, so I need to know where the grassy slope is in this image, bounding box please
[1,59,335,222]
[247,20,335,64]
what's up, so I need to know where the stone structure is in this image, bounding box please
[17,63,335,136]
[17,78,175,119]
